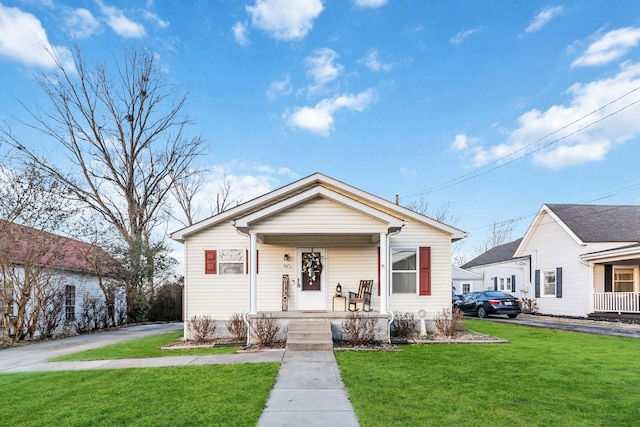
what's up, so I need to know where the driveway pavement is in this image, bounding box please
[0,322,184,372]
[485,313,640,339]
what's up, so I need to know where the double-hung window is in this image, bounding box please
[391,248,417,294]
[65,285,76,321]
[614,268,634,292]
[542,270,556,296]
[218,249,245,275]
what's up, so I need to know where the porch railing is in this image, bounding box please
[593,292,640,313]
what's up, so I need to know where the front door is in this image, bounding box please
[296,247,327,311]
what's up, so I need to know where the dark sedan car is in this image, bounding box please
[454,291,522,319]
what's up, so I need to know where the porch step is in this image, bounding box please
[286,321,333,351]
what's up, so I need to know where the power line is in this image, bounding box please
[404,84,640,199]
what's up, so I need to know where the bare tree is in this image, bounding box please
[170,171,240,227]
[1,44,204,321]
[474,219,514,255]
[404,197,460,226]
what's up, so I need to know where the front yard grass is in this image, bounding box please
[0,364,279,427]
[336,319,640,426]
[49,331,236,361]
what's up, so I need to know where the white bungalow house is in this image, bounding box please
[462,204,640,319]
[170,173,467,340]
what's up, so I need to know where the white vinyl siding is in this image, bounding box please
[251,197,389,235]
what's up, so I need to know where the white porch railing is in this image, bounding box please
[593,292,640,313]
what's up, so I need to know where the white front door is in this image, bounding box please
[296,247,327,311]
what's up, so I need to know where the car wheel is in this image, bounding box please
[507,314,518,319]
[477,306,487,318]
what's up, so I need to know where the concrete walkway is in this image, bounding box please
[257,350,359,427]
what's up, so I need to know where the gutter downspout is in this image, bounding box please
[385,227,403,342]
[235,225,257,315]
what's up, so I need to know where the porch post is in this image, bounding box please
[249,232,258,315]
[380,232,388,314]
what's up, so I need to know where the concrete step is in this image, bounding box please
[287,339,334,351]
[286,321,333,351]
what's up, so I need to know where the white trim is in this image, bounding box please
[171,173,466,242]
[233,186,404,231]
[515,204,584,257]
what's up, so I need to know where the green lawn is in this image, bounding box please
[336,319,640,426]
[0,364,279,427]
[49,331,237,361]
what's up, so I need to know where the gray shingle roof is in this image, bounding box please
[546,204,640,243]
[461,238,524,269]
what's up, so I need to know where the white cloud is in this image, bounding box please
[525,6,564,33]
[285,89,376,136]
[266,74,292,99]
[359,48,393,72]
[246,0,323,41]
[142,10,169,29]
[450,134,470,151]
[64,8,102,39]
[353,0,388,8]
[450,27,480,45]
[232,22,250,46]
[0,4,74,70]
[466,61,640,169]
[97,1,146,39]
[572,27,640,67]
[304,48,343,93]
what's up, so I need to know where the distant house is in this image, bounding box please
[0,221,123,342]
[451,265,483,295]
[171,173,467,340]
[462,204,640,319]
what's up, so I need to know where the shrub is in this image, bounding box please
[226,313,248,342]
[250,314,280,347]
[188,315,216,343]
[521,298,539,314]
[391,311,417,338]
[75,294,107,333]
[342,313,376,345]
[148,283,183,321]
[433,308,465,338]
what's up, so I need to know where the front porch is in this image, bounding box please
[591,292,640,321]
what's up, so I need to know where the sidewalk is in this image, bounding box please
[257,350,360,427]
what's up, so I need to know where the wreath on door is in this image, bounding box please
[302,252,322,284]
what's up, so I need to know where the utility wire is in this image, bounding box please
[404,84,640,199]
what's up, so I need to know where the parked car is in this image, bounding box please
[454,291,522,319]
[452,291,463,305]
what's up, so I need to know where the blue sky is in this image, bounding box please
[1,0,640,263]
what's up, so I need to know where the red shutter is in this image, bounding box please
[419,246,431,296]
[205,250,217,274]
[377,246,381,296]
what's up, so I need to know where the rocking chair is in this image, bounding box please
[348,279,374,312]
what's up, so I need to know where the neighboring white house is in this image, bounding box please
[171,173,467,340]
[451,265,483,296]
[461,238,531,299]
[462,204,640,319]
[1,221,123,343]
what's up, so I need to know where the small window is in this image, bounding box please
[498,277,511,292]
[542,270,556,296]
[462,283,470,295]
[614,268,634,292]
[391,248,417,294]
[219,249,245,275]
[65,285,76,321]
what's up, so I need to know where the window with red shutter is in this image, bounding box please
[205,250,217,274]
[419,246,431,296]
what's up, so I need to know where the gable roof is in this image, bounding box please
[461,238,524,269]
[171,172,467,242]
[0,220,111,275]
[544,204,640,243]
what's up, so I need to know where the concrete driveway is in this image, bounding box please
[0,322,183,372]
[485,314,640,339]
